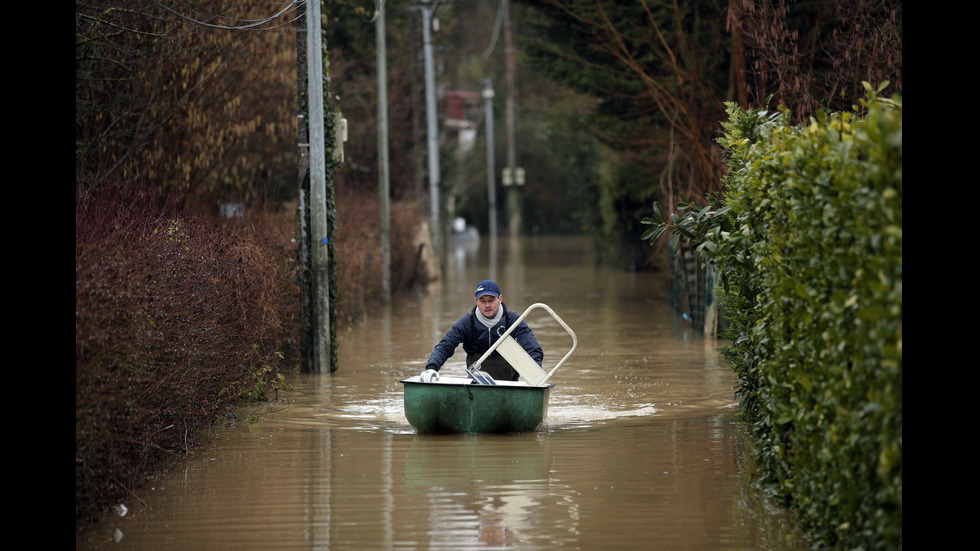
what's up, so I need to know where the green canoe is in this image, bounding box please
[401,376,553,434]
[402,303,576,435]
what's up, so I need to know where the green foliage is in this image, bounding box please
[220,350,291,402]
[643,84,902,549]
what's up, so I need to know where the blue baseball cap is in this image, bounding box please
[474,280,501,298]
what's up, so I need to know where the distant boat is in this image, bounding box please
[451,217,480,245]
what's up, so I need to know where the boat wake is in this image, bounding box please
[544,402,659,430]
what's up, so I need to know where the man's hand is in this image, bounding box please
[420,369,440,383]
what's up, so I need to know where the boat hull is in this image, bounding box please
[400,376,553,434]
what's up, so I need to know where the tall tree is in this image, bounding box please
[729,0,903,121]
[517,0,733,266]
[516,0,901,266]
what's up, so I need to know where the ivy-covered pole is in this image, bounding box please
[296,0,313,373]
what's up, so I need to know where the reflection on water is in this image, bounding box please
[78,236,805,550]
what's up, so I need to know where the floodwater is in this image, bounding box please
[79,235,806,550]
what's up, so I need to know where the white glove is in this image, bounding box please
[420,369,440,383]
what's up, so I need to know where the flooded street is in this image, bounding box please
[81,235,805,550]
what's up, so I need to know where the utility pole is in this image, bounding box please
[307,0,332,373]
[377,1,391,304]
[419,0,442,259]
[503,0,522,236]
[481,78,497,279]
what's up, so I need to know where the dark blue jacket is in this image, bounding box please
[426,303,543,371]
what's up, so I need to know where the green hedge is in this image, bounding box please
[643,84,902,549]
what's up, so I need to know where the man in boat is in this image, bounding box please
[422,280,543,382]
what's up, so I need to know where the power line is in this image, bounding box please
[481,0,504,59]
[151,0,314,31]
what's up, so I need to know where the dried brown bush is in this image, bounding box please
[76,183,426,532]
[76,186,300,531]
[334,184,430,321]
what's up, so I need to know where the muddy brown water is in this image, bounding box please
[79,235,806,550]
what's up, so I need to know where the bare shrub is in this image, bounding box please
[76,183,424,532]
[76,186,298,530]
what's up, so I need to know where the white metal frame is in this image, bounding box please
[468,303,577,386]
